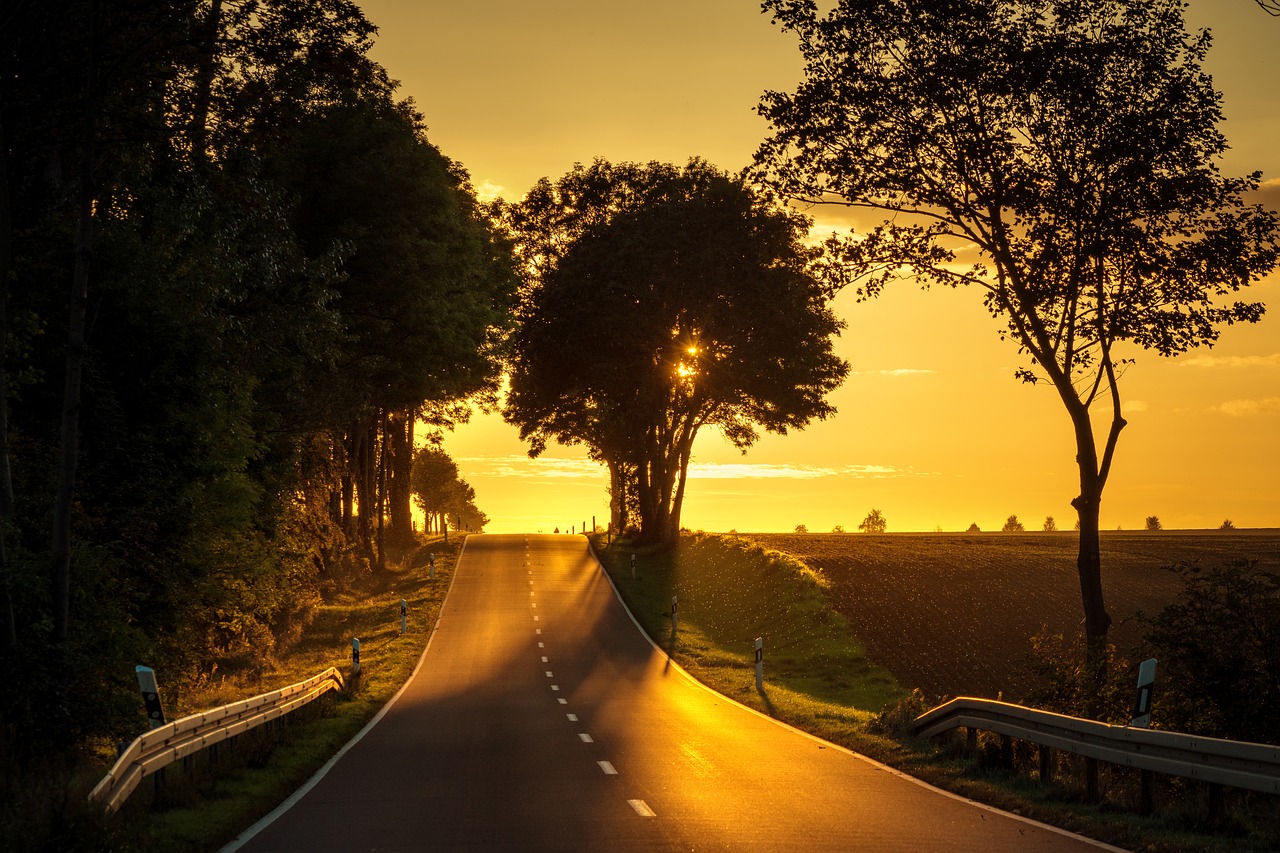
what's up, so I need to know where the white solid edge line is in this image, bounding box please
[584,537,1127,853]
[218,535,472,853]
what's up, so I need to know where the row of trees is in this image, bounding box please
[2,0,512,750]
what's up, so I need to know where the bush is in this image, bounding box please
[1142,559,1280,743]
[1025,629,1134,722]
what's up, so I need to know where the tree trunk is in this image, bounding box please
[52,12,99,647]
[1069,413,1113,686]
[188,0,223,166]
[386,408,413,539]
[0,115,15,650]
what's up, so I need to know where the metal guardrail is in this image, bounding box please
[913,697,1280,795]
[89,666,345,813]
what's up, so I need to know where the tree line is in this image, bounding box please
[1,0,514,752]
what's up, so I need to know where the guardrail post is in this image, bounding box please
[1140,769,1154,814]
[400,599,407,635]
[352,637,361,673]
[1085,756,1100,803]
[999,734,1013,770]
[136,665,166,729]
[755,637,764,692]
[1039,745,1053,785]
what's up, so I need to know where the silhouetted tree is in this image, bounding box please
[1145,515,1163,531]
[505,160,847,547]
[859,509,887,533]
[757,0,1280,668]
[794,524,808,534]
[1002,515,1025,533]
[1043,516,1057,532]
[1221,518,1238,530]
[966,523,981,533]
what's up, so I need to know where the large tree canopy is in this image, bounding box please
[505,160,848,546]
[756,0,1280,664]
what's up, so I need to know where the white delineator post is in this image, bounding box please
[755,637,764,692]
[428,553,435,581]
[671,596,678,633]
[136,665,166,730]
[352,637,361,673]
[400,599,407,635]
[630,553,636,579]
[1130,658,1157,727]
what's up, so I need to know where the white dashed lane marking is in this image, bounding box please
[579,733,594,743]
[628,799,656,817]
[566,714,578,722]
[598,761,617,775]
[557,698,567,704]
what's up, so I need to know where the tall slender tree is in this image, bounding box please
[756,0,1280,665]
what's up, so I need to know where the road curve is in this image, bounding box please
[224,534,1120,852]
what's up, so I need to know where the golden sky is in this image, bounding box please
[361,0,1280,534]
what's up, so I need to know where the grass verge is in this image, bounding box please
[593,532,1277,853]
[112,536,461,852]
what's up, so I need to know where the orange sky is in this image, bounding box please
[361,1,1280,534]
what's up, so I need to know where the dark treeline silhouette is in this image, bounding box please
[0,0,514,757]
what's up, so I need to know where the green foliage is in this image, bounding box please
[858,508,887,533]
[1025,630,1134,722]
[1142,560,1280,743]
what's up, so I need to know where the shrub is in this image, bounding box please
[1025,629,1134,722]
[1142,559,1280,743]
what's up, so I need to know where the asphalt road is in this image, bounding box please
[224,534,1120,852]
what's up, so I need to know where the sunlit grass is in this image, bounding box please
[592,531,902,733]
[136,536,459,852]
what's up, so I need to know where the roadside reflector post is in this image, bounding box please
[630,553,636,579]
[352,637,361,673]
[136,665,166,729]
[428,553,435,581]
[671,596,678,633]
[400,599,407,635]
[1130,658,1157,727]
[755,637,764,692]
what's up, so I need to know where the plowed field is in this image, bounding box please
[742,530,1280,702]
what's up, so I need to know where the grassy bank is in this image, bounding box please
[591,532,903,749]
[84,536,460,853]
[593,531,1275,853]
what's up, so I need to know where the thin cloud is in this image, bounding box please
[475,179,505,203]
[1217,397,1280,417]
[1177,353,1280,369]
[851,368,938,377]
[457,455,934,480]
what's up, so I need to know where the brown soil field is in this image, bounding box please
[741,530,1280,703]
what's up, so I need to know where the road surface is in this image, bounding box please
[225,534,1119,852]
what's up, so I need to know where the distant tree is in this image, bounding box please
[795,524,809,534]
[757,0,1280,669]
[1221,519,1238,531]
[1145,516,1163,531]
[504,159,848,547]
[1043,516,1058,533]
[1002,515,1025,533]
[832,524,845,534]
[858,509,887,534]
[966,523,981,533]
